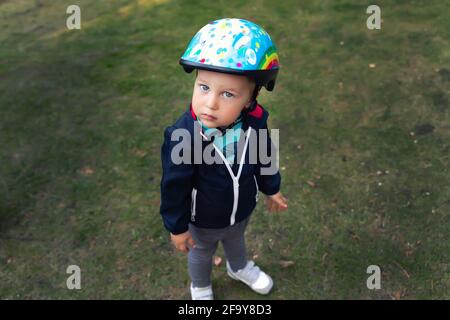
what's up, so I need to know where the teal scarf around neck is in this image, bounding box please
[198,114,243,165]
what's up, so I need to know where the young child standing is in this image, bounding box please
[160,18,288,300]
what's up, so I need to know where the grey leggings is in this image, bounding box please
[188,217,250,288]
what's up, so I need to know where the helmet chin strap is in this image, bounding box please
[244,100,258,113]
[243,85,262,115]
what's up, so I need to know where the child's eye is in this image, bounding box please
[199,84,209,92]
[223,91,234,98]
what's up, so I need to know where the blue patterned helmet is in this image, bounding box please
[179,18,280,91]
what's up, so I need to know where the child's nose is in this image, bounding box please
[206,94,219,110]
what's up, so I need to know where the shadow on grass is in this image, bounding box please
[0,0,184,235]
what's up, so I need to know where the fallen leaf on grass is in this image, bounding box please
[279,260,295,268]
[79,166,94,176]
[321,253,328,265]
[331,198,338,208]
[391,288,407,300]
[348,230,360,240]
[306,180,316,188]
[405,249,415,257]
[134,149,147,158]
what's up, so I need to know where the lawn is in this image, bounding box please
[0,0,449,299]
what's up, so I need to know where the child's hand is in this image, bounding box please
[265,192,288,213]
[170,231,196,253]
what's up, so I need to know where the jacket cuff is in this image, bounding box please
[261,186,280,196]
[165,222,189,235]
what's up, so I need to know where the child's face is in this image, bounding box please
[192,69,255,128]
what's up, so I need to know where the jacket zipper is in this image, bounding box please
[207,127,253,226]
[191,188,197,222]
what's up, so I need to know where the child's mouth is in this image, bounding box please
[201,113,217,121]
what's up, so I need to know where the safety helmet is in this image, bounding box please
[179,18,280,91]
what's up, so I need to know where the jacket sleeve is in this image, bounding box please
[160,125,195,235]
[255,120,281,196]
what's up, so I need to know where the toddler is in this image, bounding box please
[160,18,288,300]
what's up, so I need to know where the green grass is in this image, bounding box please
[0,0,449,299]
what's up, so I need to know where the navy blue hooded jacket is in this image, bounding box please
[160,104,281,235]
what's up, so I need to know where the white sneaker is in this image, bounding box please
[190,283,214,300]
[227,260,273,295]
